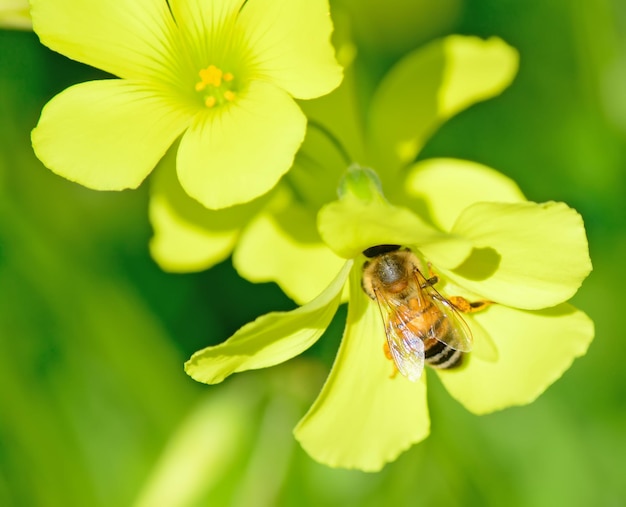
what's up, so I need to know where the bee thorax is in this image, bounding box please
[376,256,408,287]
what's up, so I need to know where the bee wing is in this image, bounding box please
[415,271,473,353]
[386,317,425,382]
[372,288,425,382]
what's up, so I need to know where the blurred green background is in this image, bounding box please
[1,0,625,505]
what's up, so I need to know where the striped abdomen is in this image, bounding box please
[408,297,464,370]
[423,337,464,369]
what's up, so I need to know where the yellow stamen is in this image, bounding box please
[198,64,223,87]
[195,64,237,108]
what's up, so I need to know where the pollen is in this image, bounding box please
[195,64,237,108]
[197,65,223,88]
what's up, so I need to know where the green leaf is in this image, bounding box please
[368,35,518,171]
[294,265,430,471]
[443,201,593,309]
[185,261,352,384]
[438,303,594,414]
[133,378,263,507]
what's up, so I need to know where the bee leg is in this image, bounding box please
[423,262,439,287]
[383,341,392,360]
[383,342,399,379]
[448,296,492,313]
[425,262,492,313]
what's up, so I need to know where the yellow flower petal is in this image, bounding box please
[438,35,519,118]
[238,0,343,99]
[149,150,266,272]
[169,0,243,41]
[404,158,526,231]
[177,81,306,209]
[0,0,31,30]
[438,303,594,414]
[150,194,238,272]
[30,0,179,81]
[233,198,345,305]
[318,187,472,267]
[32,80,191,191]
[295,266,430,471]
[368,35,518,170]
[185,261,352,384]
[444,201,592,309]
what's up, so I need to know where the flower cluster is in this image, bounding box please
[29,0,594,471]
[185,163,593,471]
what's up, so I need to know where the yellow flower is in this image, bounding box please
[30,0,342,208]
[186,164,594,471]
[0,0,31,30]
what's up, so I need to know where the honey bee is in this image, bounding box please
[361,244,489,382]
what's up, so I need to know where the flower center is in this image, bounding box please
[194,64,236,108]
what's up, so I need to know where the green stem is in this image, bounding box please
[307,119,352,167]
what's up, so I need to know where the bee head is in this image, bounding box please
[362,248,413,300]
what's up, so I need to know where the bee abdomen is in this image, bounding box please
[424,339,464,369]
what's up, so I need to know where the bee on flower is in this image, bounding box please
[186,163,593,471]
[136,28,593,470]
